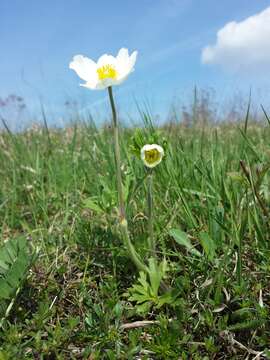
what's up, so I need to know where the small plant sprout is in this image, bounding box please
[141,144,164,256]
[69,48,147,273]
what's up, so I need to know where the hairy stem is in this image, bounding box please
[108,86,147,273]
[120,219,149,273]
[108,86,125,220]
[147,170,155,255]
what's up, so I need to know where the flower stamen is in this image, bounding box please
[97,64,117,80]
[144,149,161,165]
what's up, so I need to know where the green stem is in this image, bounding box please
[237,232,242,286]
[108,86,125,221]
[147,170,155,255]
[120,219,149,273]
[107,86,147,273]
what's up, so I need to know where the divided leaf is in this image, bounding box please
[169,229,201,257]
[198,231,216,262]
[0,237,32,319]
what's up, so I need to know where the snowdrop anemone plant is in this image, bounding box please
[69,48,137,90]
[69,48,148,274]
[141,144,164,256]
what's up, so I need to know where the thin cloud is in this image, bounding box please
[201,7,270,72]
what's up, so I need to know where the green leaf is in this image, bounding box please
[157,292,175,308]
[169,229,201,257]
[0,237,32,320]
[198,231,216,261]
[148,258,160,296]
[227,172,246,183]
[128,258,175,313]
[84,198,103,214]
[136,301,152,314]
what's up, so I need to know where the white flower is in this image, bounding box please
[69,48,137,90]
[141,144,164,168]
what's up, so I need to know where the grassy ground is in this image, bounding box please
[0,118,270,359]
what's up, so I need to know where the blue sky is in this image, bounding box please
[1,0,270,127]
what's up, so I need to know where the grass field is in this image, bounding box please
[0,114,270,359]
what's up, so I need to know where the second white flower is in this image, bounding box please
[141,144,164,168]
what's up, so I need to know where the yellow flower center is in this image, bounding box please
[144,149,161,165]
[97,64,117,80]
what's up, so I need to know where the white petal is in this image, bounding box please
[82,78,119,90]
[110,73,130,86]
[116,50,138,82]
[97,54,117,67]
[129,50,138,70]
[69,55,97,82]
[155,145,164,156]
[81,82,103,90]
[144,161,160,168]
[98,78,118,89]
[80,81,98,90]
[141,144,163,154]
[116,48,129,63]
